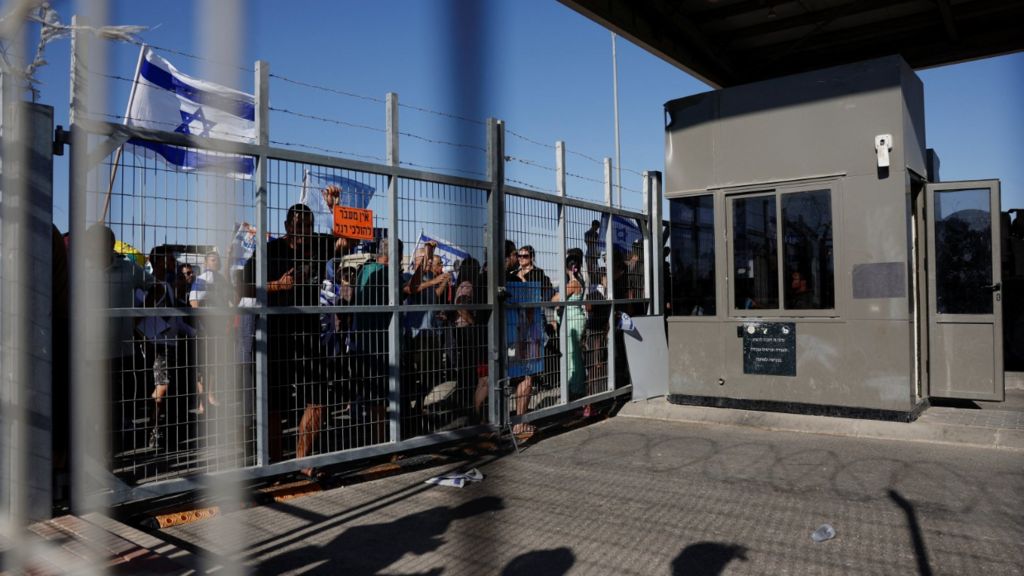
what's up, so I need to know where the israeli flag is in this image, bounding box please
[600,214,644,255]
[299,169,376,234]
[408,232,472,274]
[125,47,256,176]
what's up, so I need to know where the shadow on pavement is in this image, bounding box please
[256,495,504,575]
[889,489,934,576]
[671,541,747,576]
[501,547,574,576]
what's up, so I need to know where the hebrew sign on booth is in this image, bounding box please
[333,206,374,240]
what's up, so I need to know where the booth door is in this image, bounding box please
[926,181,1003,401]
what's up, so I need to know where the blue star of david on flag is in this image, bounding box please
[175,107,217,137]
[599,214,643,255]
[124,46,256,177]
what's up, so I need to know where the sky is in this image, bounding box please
[22,0,1024,235]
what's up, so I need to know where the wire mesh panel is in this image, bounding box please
[566,206,611,398]
[264,159,392,462]
[397,178,490,437]
[503,194,564,430]
[82,134,257,484]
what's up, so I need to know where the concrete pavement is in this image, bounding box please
[619,391,1024,453]
[155,414,1023,575]
[8,390,1023,574]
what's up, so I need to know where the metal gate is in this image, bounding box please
[64,57,659,505]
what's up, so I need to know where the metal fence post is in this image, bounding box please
[253,60,270,466]
[486,118,505,427]
[604,158,616,392]
[1,101,56,529]
[386,92,402,442]
[642,172,652,315]
[649,171,664,316]
[556,141,568,405]
[68,12,113,515]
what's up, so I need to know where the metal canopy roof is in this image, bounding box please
[560,0,1024,88]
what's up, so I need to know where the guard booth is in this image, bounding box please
[663,55,1003,419]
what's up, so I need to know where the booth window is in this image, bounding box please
[731,188,835,312]
[732,194,779,310]
[782,189,834,310]
[934,188,992,314]
[668,195,716,316]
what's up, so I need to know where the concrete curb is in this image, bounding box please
[618,397,1024,452]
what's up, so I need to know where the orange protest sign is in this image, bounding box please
[333,205,374,240]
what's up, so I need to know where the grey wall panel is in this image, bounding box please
[627,315,671,400]
[666,56,918,194]
[900,60,927,178]
[840,174,911,321]
[667,320,724,393]
[668,319,913,411]
[930,322,999,399]
[664,92,715,194]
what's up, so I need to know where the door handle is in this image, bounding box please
[985,282,1001,292]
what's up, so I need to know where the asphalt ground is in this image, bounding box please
[159,414,1024,575]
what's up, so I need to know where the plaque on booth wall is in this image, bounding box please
[742,322,796,376]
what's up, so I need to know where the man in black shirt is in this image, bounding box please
[244,204,345,477]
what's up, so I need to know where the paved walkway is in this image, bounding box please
[6,390,1022,574]
[158,415,1023,575]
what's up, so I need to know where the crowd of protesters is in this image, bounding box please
[79,186,644,481]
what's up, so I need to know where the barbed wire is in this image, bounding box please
[269,73,385,104]
[505,177,555,195]
[269,106,385,134]
[81,44,655,184]
[399,160,487,179]
[507,128,649,178]
[271,106,483,153]
[270,71,486,129]
[86,69,135,84]
[269,139,386,163]
[398,102,487,127]
[506,128,554,150]
[506,155,556,172]
[133,41,254,73]
[566,171,605,186]
[567,149,606,167]
[398,131,487,153]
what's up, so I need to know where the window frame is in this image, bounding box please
[666,192,720,320]
[725,180,841,319]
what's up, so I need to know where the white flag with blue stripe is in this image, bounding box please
[600,214,643,254]
[407,232,472,274]
[125,47,256,176]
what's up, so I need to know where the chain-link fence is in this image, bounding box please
[61,51,660,505]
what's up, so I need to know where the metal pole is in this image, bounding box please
[604,157,616,391]
[556,141,568,405]
[649,171,664,316]
[386,92,401,443]
[611,32,622,208]
[642,172,652,315]
[0,40,34,567]
[254,61,270,467]
[99,45,146,224]
[69,8,113,519]
[486,118,505,427]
